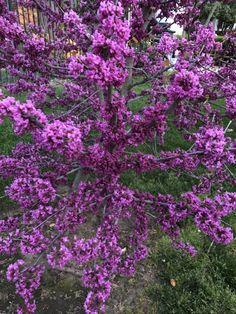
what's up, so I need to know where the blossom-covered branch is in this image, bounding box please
[0,0,236,313]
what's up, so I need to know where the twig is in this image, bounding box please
[207,240,214,254]
[58,90,99,118]
[225,165,236,179]
[224,120,232,134]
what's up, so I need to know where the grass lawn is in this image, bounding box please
[0,86,236,313]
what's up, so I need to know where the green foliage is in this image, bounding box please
[200,2,236,33]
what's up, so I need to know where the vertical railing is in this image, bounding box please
[1,0,78,84]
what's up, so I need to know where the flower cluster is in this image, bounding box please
[194,126,227,169]
[6,176,56,208]
[157,33,178,54]
[80,53,129,87]
[64,10,86,37]
[130,102,167,144]
[83,266,111,313]
[226,96,236,119]
[68,1,132,87]
[20,229,49,255]
[194,23,218,52]
[68,56,84,79]
[167,70,203,100]
[0,97,47,134]
[40,120,85,159]
[7,260,44,313]
[194,192,236,245]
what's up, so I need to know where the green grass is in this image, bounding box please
[147,229,236,314]
[0,119,19,155]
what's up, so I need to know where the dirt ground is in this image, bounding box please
[0,255,156,314]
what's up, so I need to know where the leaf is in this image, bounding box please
[121,247,127,254]
[170,279,177,287]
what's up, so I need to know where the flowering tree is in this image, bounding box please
[0,0,236,313]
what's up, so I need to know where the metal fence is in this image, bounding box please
[1,0,78,84]
[5,0,79,30]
